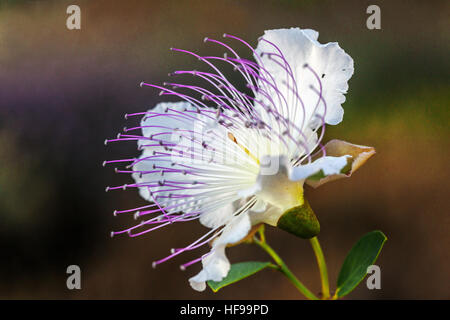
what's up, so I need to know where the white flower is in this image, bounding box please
[105,27,375,291]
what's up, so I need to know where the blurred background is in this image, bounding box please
[0,0,448,299]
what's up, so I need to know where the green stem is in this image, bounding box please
[254,236,319,300]
[309,237,330,299]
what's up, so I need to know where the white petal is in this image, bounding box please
[189,245,228,291]
[283,126,319,160]
[255,27,354,128]
[131,101,258,220]
[199,202,235,228]
[237,183,261,198]
[249,205,283,227]
[138,101,229,159]
[189,270,207,291]
[250,199,267,213]
[131,155,201,212]
[302,29,319,41]
[139,101,194,142]
[189,212,251,291]
[214,211,251,247]
[290,155,351,181]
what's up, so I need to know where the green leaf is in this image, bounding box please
[207,261,272,292]
[336,230,387,298]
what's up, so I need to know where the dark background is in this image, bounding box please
[0,0,448,299]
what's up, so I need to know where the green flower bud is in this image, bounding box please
[276,200,320,239]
